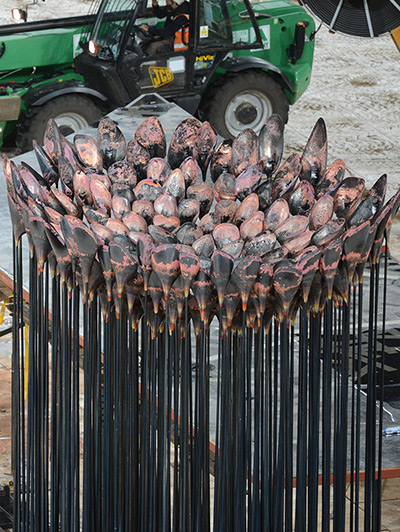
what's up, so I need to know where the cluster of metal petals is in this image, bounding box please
[3,113,400,332]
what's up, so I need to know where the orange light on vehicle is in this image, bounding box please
[88,40,99,55]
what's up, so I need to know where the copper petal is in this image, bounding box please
[257,113,284,176]
[333,177,365,220]
[135,116,166,158]
[300,117,327,186]
[74,134,103,171]
[209,139,233,183]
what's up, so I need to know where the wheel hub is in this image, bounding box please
[53,112,90,139]
[234,102,258,125]
[225,90,273,137]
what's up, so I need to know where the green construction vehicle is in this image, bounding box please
[0,0,316,152]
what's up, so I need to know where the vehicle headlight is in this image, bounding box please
[88,40,100,56]
[11,8,27,23]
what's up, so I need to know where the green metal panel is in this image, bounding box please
[0,25,86,71]
[230,0,316,103]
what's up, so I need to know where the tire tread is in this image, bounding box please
[16,94,102,153]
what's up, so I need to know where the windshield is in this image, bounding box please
[87,0,139,53]
[198,0,262,49]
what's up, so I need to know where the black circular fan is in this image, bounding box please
[300,0,400,37]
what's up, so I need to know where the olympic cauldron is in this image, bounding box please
[4,112,399,532]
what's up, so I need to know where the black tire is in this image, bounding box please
[204,70,289,139]
[16,94,103,153]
